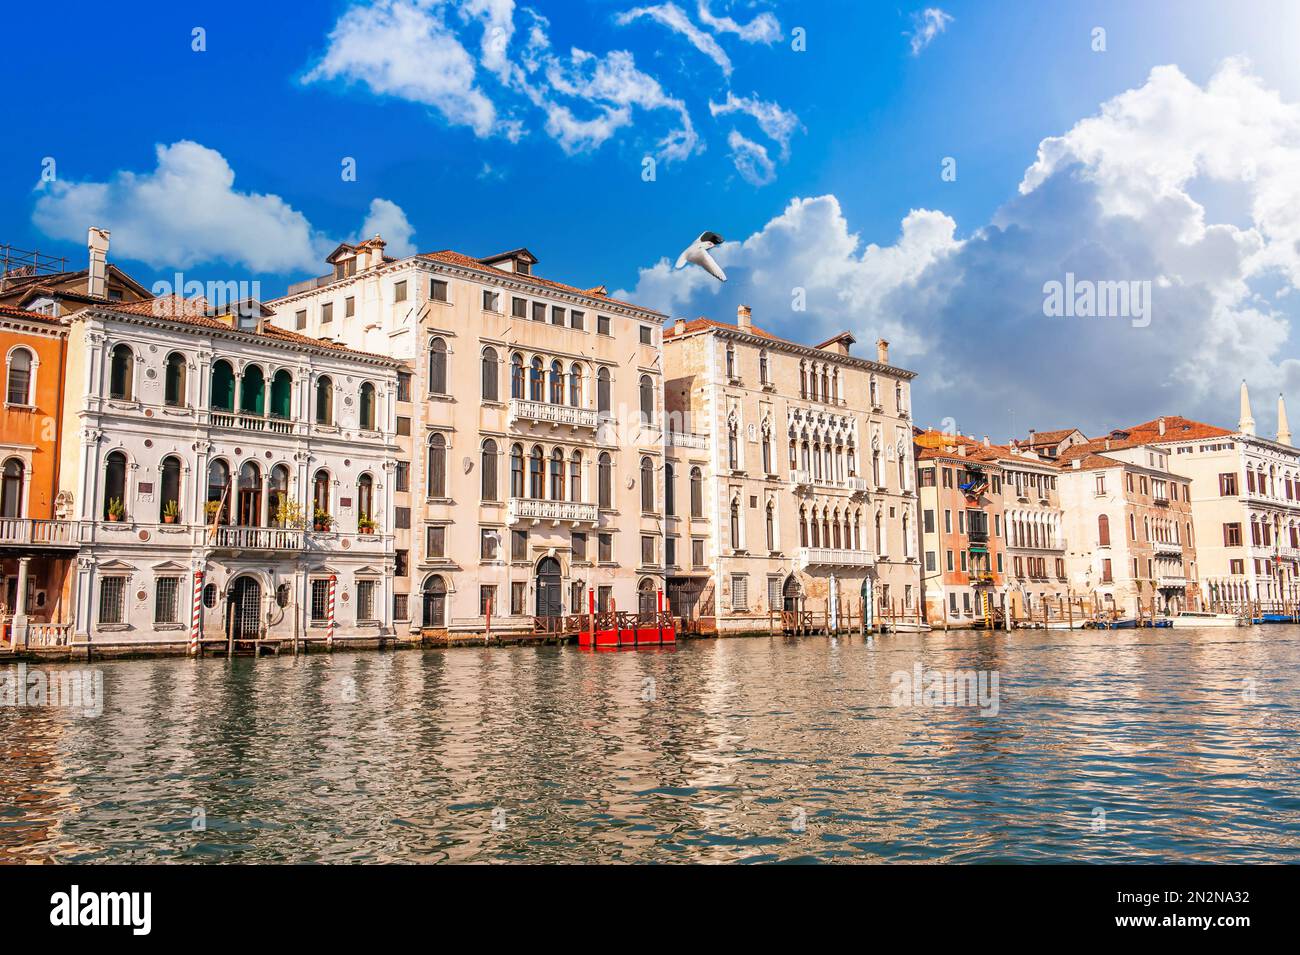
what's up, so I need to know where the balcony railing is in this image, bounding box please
[509,398,598,430]
[0,519,79,548]
[508,498,599,525]
[1157,575,1188,588]
[1153,540,1183,557]
[969,571,995,585]
[846,477,870,495]
[796,547,875,569]
[213,526,305,550]
[666,430,709,449]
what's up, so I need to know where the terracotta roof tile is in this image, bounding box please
[663,316,781,341]
[0,303,64,326]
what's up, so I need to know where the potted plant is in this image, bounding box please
[313,507,331,532]
[106,497,125,522]
[275,499,306,529]
[205,499,224,523]
[357,515,377,534]
[162,500,179,524]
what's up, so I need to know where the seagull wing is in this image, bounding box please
[698,248,727,282]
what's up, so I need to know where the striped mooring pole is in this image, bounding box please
[326,574,337,649]
[189,570,204,656]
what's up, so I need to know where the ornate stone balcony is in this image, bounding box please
[0,519,79,549]
[666,430,709,449]
[796,547,875,569]
[1153,540,1183,557]
[212,526,305,551]
[1157,575,1188,588]
[509,398,598,431]
[508,497,599,526]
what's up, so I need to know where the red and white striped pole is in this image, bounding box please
[327,574,337,649]
[189,570,204,656]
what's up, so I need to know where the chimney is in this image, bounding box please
[673,318,686,336]
[1158,416,1166,436]
[957,445,966,457]
[983,435,990,447]
[1071,459,1081,469]
[87,227,110,299]
[876,338,890,364]
[737,304,752,332]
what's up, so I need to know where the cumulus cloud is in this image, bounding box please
[616,3,732,76]
[709,91,801,158]
[619,62,1300,437]
[32,141,416,275]
[696,0,781,44]
[907,8,953,56]
[358,197,417,257]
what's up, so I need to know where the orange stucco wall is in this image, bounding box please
[0,312,67,520]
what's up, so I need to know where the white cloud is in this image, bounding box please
[907,8,953,56]
[302,0,498,137]
[709,91,801,158]
[32,140,416,275]
[724,130,776,185]
[619,62,1300,436]
[696,0,781,44]
[616,3,732,76]
[358,197,416,257]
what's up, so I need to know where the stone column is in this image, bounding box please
[12,557,30,646]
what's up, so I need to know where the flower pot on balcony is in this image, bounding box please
[107,514,121,523]
[162,515,176,524]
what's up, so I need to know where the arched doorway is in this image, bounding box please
[229,576,262,640]
[638,578,656,616]
[782,575,802,613]
[535,556,562,618]
[422,576,446,628]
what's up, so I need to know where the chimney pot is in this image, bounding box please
[87,227,110,299]
[737,304,752,332]
[876,338,890,364]
[673,318,686,336]
[1158,416,1166,436]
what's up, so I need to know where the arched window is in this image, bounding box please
[109,344,133,400]
[725,344,736,379]
[799,505,808,546]
[799,360,807,397]
[549,360,564,404]
[359,382,376,430]
[597,368,611,415]
[759,348,769,385]
[6,347,33,405]
[159,456,181,521]
[874,511,883,553]
[729,498,741,550]
[550,448,565,500]
[510,444,524,498]
[766,501,775,551]
[315,375,333,424]
[569,363,582,407]
[510,353,524,399]
[690,467,703,517]
[895,380,904,413]
[1098,514,1110,546]
[728,420,739,470]
[570,451,583,503]
[211,360,235,411]
[239,365,264,415]
[357,473,374,526]
[428,338,448,395]
[270,369,292,419]
[104,450,127,519]
[162,353,185,407]
[481,347,498,401]
[869,374,879,407]
[640,456,654,512]
[529,446,544,498]
[0,459,24,518]
[639,374,654,425]
[598,452,613,509]
[665,462,676,516]
[761,427,771,474]
[268,465,289,526]
[237,461,262,527]
[481,439,498,501]
[313,469,331,520]
[427,434,446,498]
[529,357,544,401]
[206,459,230,525]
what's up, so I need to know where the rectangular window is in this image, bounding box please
[599,533,613,563]
[395,507,410,529]
[395,550,408,577]
[357,580,376,621]
[919,467,935,487]
[1229,558,1244,575]
[511,581,526,615]
[598,314,611,335]
[960,551,968,571]
[397,372,412,402]
[345,296,355,318]
[572,531,587,562]
[295,309,307,330]
[427,525,446,558]
[321,302,333,324]
[641,535,656,566]
[942,468,953,488]
[479,585,496,616]
[394,280,408,303]
[551,305,565,326]
[512,528,528,562]
[946,550,954,571]
[1224,522,1242,547]
[430,279,448,303]
[154,577,180,624]
[666,536,677,566]
[925,551,936,572]
[310,579,330,622]
[1219,472,1238,496]
[512,297,528,318]
[480,529,500,561]
[396,416,411,436]
[944,510,952,534]
[483,290,500,312]
[639,325,653,345]
[692,538,705,566]
[949,592,958,613]
[731,574,748,611]
[393,593,409,620]
[1101,559,1113,583]
[395,461,410,492]
[598,586,613,612]
[1095,474,1106,494]
[532,301,546,323]
[570,310,585,331]
[768,576,782,612]
[98,577,125,625]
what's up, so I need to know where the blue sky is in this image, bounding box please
[5,0,1300,438]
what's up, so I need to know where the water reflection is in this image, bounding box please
[2,627,1297,863]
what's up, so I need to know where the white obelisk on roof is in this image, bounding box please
[1239,379,1256,436]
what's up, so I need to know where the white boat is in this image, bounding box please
[885,622,933,633]
[1169,611,1242,628]
[1044,619,1088,630]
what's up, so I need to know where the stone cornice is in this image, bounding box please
[669,325,918,380]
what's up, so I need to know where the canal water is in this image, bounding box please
[2,627,1297,863]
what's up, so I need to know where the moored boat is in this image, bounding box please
[1169,611,1242,628]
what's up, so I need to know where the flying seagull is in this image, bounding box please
[675,231,727,282]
